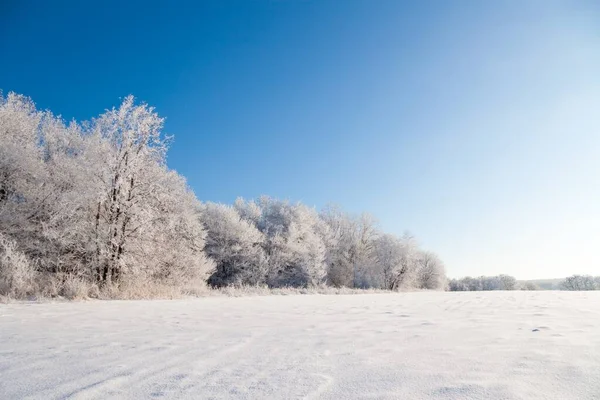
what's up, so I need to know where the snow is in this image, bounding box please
[1,292,600,399]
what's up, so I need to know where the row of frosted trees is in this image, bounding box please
[560,275,600,291]
[447,275,518,291]
[448,275,600,291]
[0,93,446,297]
[202,200,446,290]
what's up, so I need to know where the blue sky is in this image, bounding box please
[2,1,599,279]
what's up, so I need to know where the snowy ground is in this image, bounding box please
[1,292,600,400]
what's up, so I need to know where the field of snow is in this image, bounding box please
[1,292,599,400]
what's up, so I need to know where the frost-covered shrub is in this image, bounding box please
[0,233,37,297]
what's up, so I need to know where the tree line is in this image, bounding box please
[447,275,518,291]
[448,275,600,291]
[560,275,600,291]
[0,92,446,298]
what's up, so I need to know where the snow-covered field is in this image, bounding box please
[1,292,599,400]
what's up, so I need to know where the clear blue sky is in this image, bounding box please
[2,1,599,279]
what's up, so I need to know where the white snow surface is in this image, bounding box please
[1,291,600,400]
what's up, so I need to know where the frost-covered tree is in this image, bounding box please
[0,92,91,276]
[372,233,418,290]
[236,197,327,287]
[414,251,446,290]
[481,276,501,290]
[350,213,379,288]
[561,275,598,291]
[87,96,212,284]
[202,202,267,286]
[136,167,214,286]
[36,116,98,275]
[320,206,378,288]
[447,275,518,291]
[520,281,540,290]
[87,96,169,282]
[447,278,468,291]
[0,93,46,251]
[319,206,354,287]
[459,276,479,291]
[498,274,517,290]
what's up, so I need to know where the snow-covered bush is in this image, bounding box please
[0,233,37,297]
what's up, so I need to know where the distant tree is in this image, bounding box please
[462,276,482,291]
[520,282,540,290]
[498,274,517,290]
[561,275,598,291]
[478,276,497,290]
[448,279,468,291]
[447,275,517,291]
